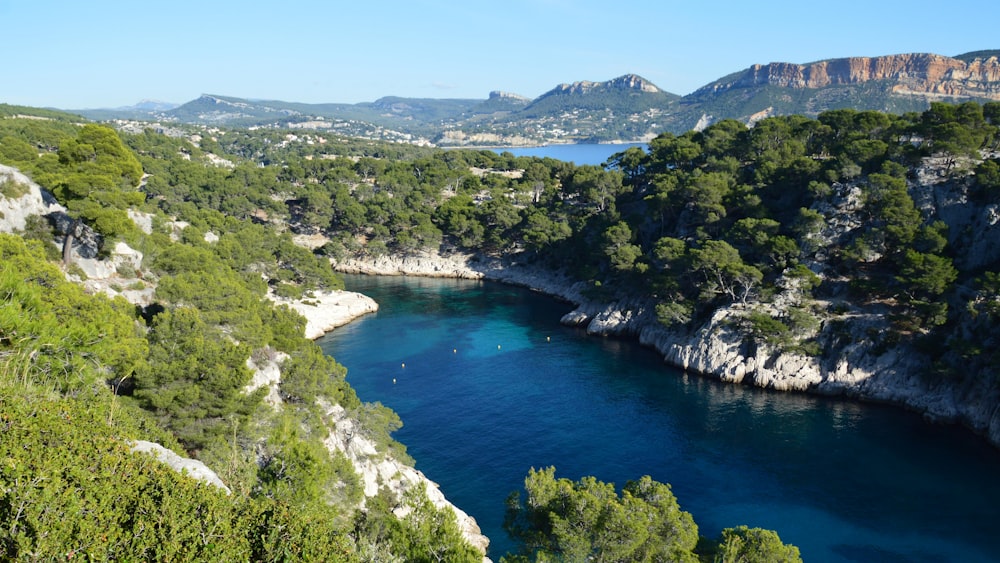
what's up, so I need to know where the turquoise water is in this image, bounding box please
[491,142,645,166]
[318,275,1000,562]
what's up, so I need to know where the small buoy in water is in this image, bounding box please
[546,336,551,342]
[393,378,396,384]
[453,348,457,354]
[497,344,501,350]
[401,363,405,368]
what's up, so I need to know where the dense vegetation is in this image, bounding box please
[501,468,800,562]
[4,97,1000,561]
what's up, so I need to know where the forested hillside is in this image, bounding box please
[153,99,1000,399]
[0,107,809,561]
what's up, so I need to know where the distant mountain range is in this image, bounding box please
[73,50,1000,146]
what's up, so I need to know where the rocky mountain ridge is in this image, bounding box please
[541,73,662,96]
[73,50,1000,145]
[697,52,1000,100]
[487,90,531,102]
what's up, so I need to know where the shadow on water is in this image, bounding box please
[320,275,1000,563]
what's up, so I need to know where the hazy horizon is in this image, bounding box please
[2,0,998,110]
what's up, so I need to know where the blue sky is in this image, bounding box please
[2,0,998,109]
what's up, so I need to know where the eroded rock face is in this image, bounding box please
[244,349,289,407]
[335,253,486,279]
[699,53,1000,101]
[0,165,64,233]
[548,73,661,96]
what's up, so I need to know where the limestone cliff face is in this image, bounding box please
[698,53,1000,100]
[131,441,232,494]
[0,165,63,232]
[562,296,1000,449]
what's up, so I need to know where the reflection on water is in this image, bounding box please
[321,275,1000,563]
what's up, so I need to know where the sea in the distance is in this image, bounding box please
[490,142,646,166]
[319,275,1000,563]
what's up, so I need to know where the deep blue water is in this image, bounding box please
[491,142,645,166]
[318,275,1000,562]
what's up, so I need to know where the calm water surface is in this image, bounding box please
[491,142,645,166]
[318,275,1000,562]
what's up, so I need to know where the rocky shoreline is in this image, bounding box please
[323,403,491,557]
[267,287,491,559]
[332,251,1000,450]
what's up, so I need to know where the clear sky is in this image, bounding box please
[2,0,998,109]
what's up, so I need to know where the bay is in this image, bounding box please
[318,275,1000,562]
[490,142,645,166]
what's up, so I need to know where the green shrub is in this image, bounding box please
[743,311,791,346]
[0,176,29,198]
[275,281,306,300]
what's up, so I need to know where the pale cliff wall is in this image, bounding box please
[699,53,1000,101]
[267,289,379,340]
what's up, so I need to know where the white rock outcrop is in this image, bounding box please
[336,252,485,279]
[244,349,290,407]
[268,289,379,340]
[0,164,64,233]
[72,240,144,280]
[131,440,231,494]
